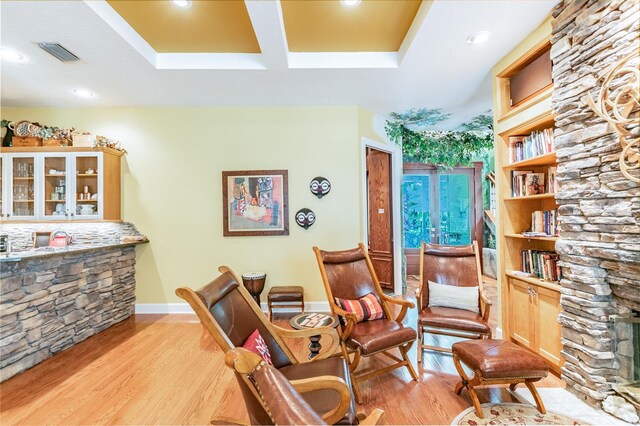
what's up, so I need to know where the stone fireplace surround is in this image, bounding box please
[550,0,639,421]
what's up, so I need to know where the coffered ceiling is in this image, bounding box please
[0,0,557,129]
[281,0,422,52]
[106,0,260,53]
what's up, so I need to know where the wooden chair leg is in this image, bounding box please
[509,383,518,391]
[400,344,418,381]
[417,326,423,364]
[525,381,546,414]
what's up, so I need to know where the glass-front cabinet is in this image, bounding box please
[10,155,37,219]
[74,154,102,219]
[0,148,120,221]
[43,154,70,219]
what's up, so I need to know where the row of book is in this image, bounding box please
[521,250,561,282]
[511,167,557,197]
[524,208,559,237]
[508,128,554,163]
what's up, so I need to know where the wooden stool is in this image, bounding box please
[452,339,549,419]
[267,286,304,321]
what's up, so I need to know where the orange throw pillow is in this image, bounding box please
[334,293,385,323]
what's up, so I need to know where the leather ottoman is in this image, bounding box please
[452,339,549,418]
[267,286,304,320]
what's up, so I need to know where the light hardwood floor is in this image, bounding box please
[0,278,563,425]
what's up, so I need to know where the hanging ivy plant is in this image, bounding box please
[385,108,493,169]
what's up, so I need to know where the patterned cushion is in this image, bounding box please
[242,329,273,365]
[334,293,385,323]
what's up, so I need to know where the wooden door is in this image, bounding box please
[366,147,393,290]
[509,278,533,348]
[534,286,563,367]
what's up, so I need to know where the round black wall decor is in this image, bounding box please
[310,176,331,198]
[295,208,316,229]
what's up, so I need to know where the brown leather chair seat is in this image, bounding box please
[418,307,491,335]
[347,320,417,356]
[279,357,358,425]
[452,339,548,380]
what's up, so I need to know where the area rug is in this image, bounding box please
[451,403,588,425]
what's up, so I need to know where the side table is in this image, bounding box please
[290,312,339,359]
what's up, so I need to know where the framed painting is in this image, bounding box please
[222,170,289,237]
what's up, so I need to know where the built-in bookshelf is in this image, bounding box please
[498,113,560,286]
[494,31,563,374]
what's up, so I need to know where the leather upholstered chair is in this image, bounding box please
[416,241,492,361]
[225,348,386,425]
[313,243,418,404]
[176,266,359,425]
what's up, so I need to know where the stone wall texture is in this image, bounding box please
[0,245,136,381]
[551,0,640,407]
[0,221,141,251]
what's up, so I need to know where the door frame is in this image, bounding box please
[361,138,403,296]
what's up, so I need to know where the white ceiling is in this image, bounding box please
[0,0,556,129]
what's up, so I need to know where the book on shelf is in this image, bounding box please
[529,208,558,237]
[508,127,554,163]
[510,170,533,197]
[520,249,561,282]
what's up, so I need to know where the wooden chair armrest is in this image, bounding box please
[480,291,492,321]
[290,375,351,425]
[359,409,386,425]
[273,325,340,361]
[331,305,358,341]
[380,294,414,323]
[381,294,414,309]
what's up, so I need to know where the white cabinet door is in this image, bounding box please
[40,153,72,220]
[5,153,40,221]
[70,152,103,220]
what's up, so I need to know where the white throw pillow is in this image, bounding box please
[428,281,479,313]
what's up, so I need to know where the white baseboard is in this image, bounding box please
[135,303,195,314]
[496,327,503,338]
[135,301,330,315]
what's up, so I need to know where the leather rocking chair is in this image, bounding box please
[416,241,492,361]
[313,243,418,404]
[176,266,359,425]
[225,348,386,425]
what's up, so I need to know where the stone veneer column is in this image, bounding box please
[1,246,137,381]
[551,0,639,406]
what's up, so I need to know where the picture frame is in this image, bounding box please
[222,170,289,237]
[33,231,53,248]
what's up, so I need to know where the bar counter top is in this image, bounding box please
[0,239,148,263]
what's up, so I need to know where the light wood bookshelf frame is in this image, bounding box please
[496,108,563,374]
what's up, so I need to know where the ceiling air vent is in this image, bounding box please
[36,43,81,63]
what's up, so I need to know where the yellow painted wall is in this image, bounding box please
[3,106,385,304]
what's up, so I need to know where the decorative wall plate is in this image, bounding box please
[295,208,315,229]
[310,176,331,198]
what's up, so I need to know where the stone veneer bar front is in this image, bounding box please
[0,223,147,381]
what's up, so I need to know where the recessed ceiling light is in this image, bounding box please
[172,0,192,8]
[341,0,361,7]
[0,47,28,63]
[73,88,95,98]
[466,31,490,45]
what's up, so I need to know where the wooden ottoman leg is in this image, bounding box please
[525,381,546,414]
[467,378,484,419]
